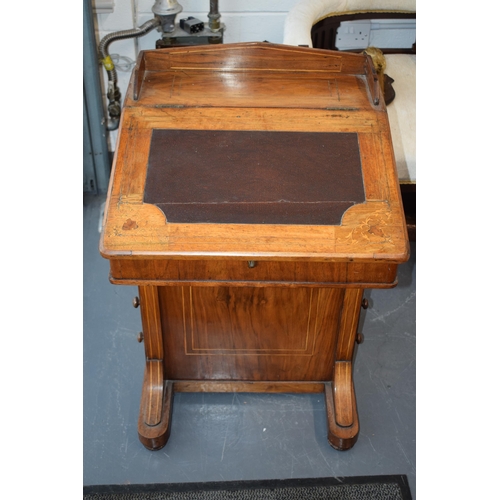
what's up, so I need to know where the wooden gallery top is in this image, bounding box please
[100,42,409,282]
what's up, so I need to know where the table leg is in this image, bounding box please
[325,288,364,450]
[136,285,172,450]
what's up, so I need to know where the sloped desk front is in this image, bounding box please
[100,42,409,451]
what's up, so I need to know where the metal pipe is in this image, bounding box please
[98,17,161,130]
[208,0,221,32]
[152,0,183,33]
[98,1,220,130]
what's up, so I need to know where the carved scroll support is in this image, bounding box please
[325,288,364,450]
[137,285,173,450]
[138,366,173,450]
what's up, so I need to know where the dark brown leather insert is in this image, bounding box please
[144,129,365,225]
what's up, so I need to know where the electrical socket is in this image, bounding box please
[335,21,371,50]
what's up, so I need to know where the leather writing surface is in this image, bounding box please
[144,130,365,225]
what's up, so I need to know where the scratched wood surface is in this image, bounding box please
[100,42,409,265]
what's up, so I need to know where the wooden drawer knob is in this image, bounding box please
[137,332,144,343]
[361,298,369,309]
[356,333,364,344]
[133,296,140,308]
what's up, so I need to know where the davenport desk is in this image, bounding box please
[100,42,409,451]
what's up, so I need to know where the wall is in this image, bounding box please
[94,0,299,150]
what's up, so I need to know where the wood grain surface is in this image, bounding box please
[159,286,343,382]
[100,43,409,263]
[101,42,409,452]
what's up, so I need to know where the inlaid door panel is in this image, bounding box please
[159,286,344,381]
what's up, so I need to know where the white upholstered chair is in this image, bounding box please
[283,0,416,186]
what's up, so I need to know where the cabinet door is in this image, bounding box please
[159,286,345,381]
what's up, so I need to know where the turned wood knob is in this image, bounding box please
[137,332,144,343]
[361,298,369,309]
[133,296,140,308]
[356,333,364,344]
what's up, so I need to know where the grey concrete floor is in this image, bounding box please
[83,193,416,497]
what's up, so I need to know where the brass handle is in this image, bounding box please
[133,296,140,308]
[137,332,144,343]
[247,261,256,268]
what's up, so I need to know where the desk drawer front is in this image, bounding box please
[109,259,398,287]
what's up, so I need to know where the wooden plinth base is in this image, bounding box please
[137,379,359,451]
[137,364,174,451]
[325,381,359,451]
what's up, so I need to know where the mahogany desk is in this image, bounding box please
[100,42,409,451]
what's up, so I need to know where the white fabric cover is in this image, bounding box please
[385,54,416,182]
[283,0,416,182]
